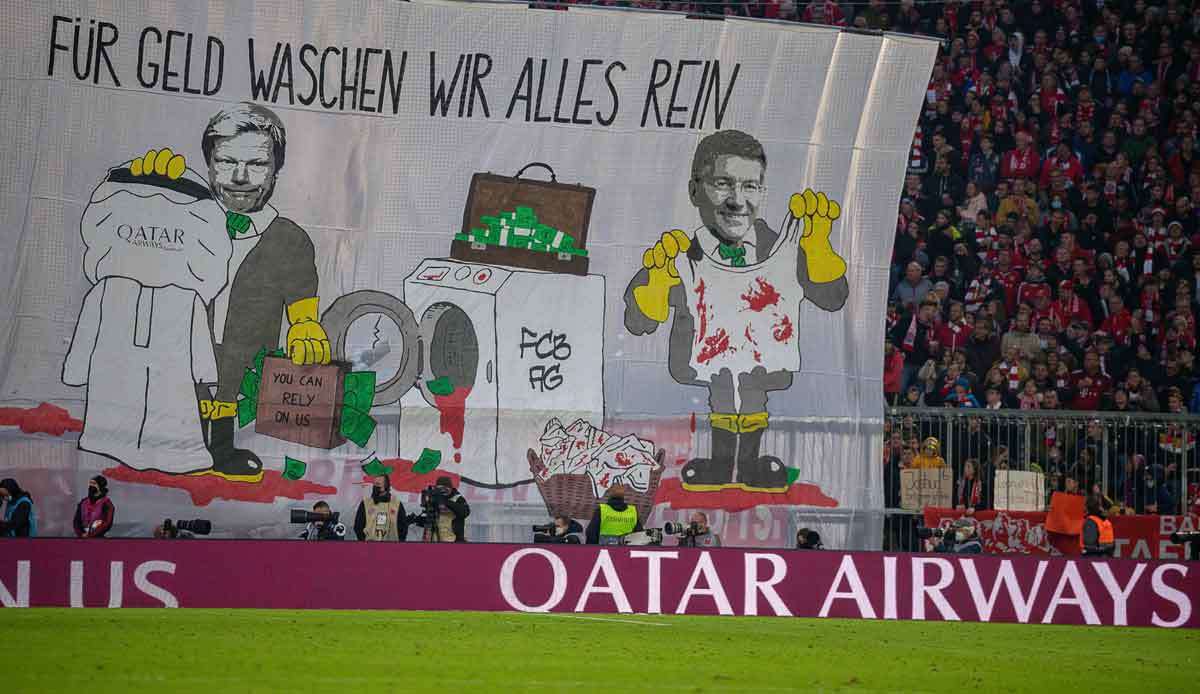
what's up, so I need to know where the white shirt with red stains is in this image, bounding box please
[679,224,804,381]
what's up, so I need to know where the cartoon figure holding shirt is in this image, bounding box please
[624,130,850,493]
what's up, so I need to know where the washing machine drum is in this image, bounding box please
[320,292,483,405]
[320,290,421,405]
[418,302,479,399]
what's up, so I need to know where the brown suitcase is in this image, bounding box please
[255,356,348,449]
[451,162,595,276]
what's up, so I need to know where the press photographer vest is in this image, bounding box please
[362,495,404,541]
[599,503,638,537]
[438,510,456,542]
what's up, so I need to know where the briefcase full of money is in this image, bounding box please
[451,162,595,276]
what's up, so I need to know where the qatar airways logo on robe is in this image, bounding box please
[497,549,1194,628]
[115,224,186,252]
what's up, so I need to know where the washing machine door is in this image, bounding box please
[414,301,484,405]
[321,290,420,405]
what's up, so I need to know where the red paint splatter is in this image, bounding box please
[772,315,794,343]
[615,452,632,467]
[655,476,839,512]
[740,277,781,312]
[432,386,471,453]
[753,350,762,363]
[689,413,696,433]
[743,324,758,345]
[102,466,336,507]
[454,452,461,464]
[696,328,731,365]
[362,458,461,493]
[694,279,708,344]
[0,403,83,437]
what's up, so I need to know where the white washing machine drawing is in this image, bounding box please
[399,258,605,485]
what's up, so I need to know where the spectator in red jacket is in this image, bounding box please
[801,0,845,26]
[936,301,972,352]
[1001,130,1041,180]
[73,475,115,538]
[1100,293,1134,344]
[1017,264,1053,310]
[1039,141,1084,188]
[1069,350,1112,410]
[884,339,905,404]
[1167,134,1196,187]
[1055,281,1094,329]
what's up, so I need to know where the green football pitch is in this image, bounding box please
[2,609,1195,692]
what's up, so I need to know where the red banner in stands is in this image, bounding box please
[2,540,1196,628]
[923,509,1200,560]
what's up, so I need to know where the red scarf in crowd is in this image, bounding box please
[957,476,982,508]
[902,313,920,352]
[1001,361,1022,390]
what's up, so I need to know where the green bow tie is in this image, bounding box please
[718,242,747,267]
[226,211,252,239]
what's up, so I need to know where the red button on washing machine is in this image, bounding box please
[472,268,493,284]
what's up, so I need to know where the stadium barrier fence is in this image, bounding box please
[884,406,1200,554]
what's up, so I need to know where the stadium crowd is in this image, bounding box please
[875,0,1200,420]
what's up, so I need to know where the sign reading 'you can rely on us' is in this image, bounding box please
[255,356,347,449]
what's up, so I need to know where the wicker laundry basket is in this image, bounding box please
[527,448,665,521]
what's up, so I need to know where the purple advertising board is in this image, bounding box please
[2,540,1195,628]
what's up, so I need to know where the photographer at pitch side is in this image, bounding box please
[676,511,722,548]
[413,476,470,543]
[534,515,585,544]
[298,501,345,541]
[587,484,643,545]
[937,518,982,554]
[354,472,408,542]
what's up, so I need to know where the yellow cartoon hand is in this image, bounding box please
[285,297,332,366]
[633,230,691,322]
[129,147,187,180]
[789,189,847,284]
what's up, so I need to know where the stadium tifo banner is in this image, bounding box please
[0,0,937,547]
[3,540,1196,628]
[924,509,1200,561]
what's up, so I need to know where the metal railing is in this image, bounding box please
[882,406,1199,553]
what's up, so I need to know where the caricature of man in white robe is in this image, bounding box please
[63,158,232,473]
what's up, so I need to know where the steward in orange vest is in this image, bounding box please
[1080,494,1115,557]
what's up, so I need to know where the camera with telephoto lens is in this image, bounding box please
[290,508,346,540]
[916,525,957,551]
[162,519,211,538]
[422,484,450,510]
[622,528,664,546]
[664,521,701,538]
[404,485,450,534]
[532,522,580,544]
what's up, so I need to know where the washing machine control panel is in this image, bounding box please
[410,259,510,293]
